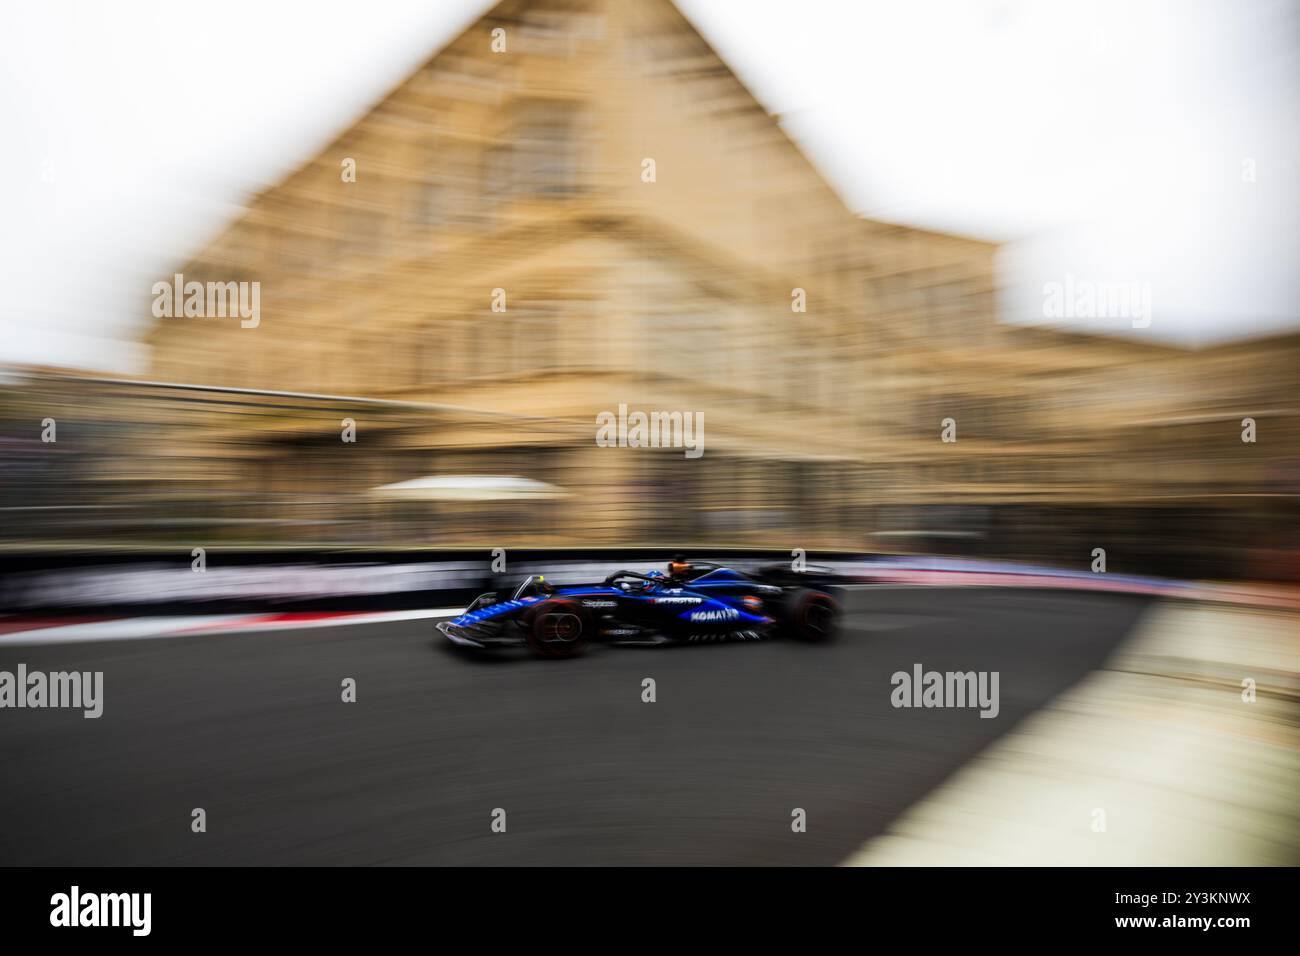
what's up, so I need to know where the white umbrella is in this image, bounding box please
[370,475,568,502]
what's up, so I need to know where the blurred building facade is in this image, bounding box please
[5,0,1296,578]
[146,0,1001,551]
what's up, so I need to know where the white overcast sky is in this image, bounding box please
[1,0,1297,371]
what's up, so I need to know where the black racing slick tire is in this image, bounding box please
[525,599,592,659]
[782,588,840,642]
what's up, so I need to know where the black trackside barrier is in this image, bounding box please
[0,548,870,616]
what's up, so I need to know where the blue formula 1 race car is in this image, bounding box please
[436,556,842,658]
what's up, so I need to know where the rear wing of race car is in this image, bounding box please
[752,562,845,591]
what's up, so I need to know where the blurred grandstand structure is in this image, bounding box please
[2,0,1298,579]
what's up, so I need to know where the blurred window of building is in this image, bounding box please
[409,180,441,228]
[510,100,585,196]
[437,139,489,227]
[483,144,514,209]
[340,207,386,260]
[462,319,481,379]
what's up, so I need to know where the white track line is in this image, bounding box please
[1,616,242,645]
[0,607,465,645]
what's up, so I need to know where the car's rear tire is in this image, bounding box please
[525,599,591,659]
[782,588,840,642]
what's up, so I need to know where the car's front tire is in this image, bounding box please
[525,599,591,659]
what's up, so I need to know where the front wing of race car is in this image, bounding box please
[436,591,552,647]
[435,619,492,648]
